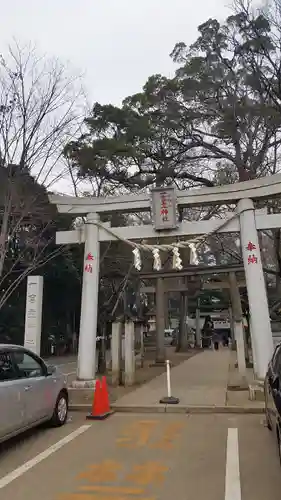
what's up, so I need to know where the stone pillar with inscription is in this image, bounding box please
[238,198,273,379]
[24,275,44,356]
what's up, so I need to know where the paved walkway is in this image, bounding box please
[113,348,231,408]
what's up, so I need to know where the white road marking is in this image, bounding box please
[225,428,241,500]
[0,424,91,490]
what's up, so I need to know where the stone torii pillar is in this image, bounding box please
[195,299,201,348]
[76,213,100,384]
[53,212,101,385]
[228,271,246,377]
[238,198,273,379]
[155,277,166,363]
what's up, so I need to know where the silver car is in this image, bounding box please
[0,344,69,444]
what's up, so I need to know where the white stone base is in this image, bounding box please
[71,379,96,389]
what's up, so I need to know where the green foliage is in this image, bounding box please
[0,164,81,345]
[65,7,281,188]
[170,12,281,180]
[64,74,215,191]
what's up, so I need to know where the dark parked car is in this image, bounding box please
[265,342,281,461]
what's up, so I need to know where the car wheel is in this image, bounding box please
[50,391,68,427]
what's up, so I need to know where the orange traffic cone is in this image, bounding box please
[100,376,111,414]
[87,377,113,420]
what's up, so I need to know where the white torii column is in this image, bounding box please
[237,198,273,379]
[76,213,100,383]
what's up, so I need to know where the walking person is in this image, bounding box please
[202,315,214,349]
[212,330,220,351]
[222,331,229,347]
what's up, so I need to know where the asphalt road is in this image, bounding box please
[0,413,280,500]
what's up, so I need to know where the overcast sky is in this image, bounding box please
[1,0,230,106]
[0,0,231,193]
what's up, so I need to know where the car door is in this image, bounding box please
[267,346,281,427]
[11,350,51,426]
[0,351,25,439]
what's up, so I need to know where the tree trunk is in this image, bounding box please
[0,193,11,278]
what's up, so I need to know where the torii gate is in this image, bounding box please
[49,174,281,384]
